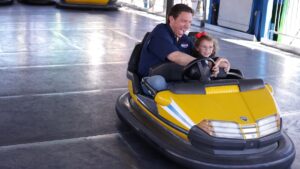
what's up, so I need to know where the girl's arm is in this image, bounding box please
[214,57,230,72]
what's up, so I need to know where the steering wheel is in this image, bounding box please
[183,58,215,82]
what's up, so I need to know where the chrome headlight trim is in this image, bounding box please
[197,114,280,140]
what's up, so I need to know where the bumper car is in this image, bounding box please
[55,0,120,9]
[115,33,295,169]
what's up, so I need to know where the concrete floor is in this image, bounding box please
[0,3,299,169]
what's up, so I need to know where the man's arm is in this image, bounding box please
[167,51,195,66]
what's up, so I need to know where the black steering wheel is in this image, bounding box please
[183,58,215,82]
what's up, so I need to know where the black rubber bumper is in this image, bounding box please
[18,0,53,4]
[0,0,13,4]
[116,92,296,169]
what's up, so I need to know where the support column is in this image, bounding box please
[166,0,174,23]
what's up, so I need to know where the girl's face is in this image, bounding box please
[196,39,214,57]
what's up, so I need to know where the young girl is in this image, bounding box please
[193,32,230,77]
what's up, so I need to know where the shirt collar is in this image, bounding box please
[166,24,177,40]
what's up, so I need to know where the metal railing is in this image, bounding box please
[118,0,206,27]
[269,0,300,47]
[118,0,167,15]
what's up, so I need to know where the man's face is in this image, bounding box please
[169,11,193,38]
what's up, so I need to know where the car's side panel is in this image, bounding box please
[128,80,189,141]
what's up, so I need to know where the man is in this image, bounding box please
[138,4,196,94]
[138,3,195,77]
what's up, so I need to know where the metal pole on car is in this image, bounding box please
[166,0,174,23]
[201,0,206,27]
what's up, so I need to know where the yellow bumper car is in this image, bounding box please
[56,0,119,9]
[115,33,295,169]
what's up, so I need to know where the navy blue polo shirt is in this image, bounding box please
[138,23,193,77]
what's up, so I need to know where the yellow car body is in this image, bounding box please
[128,80,279,141]
[65,0,107,5]
[56,0,119,9]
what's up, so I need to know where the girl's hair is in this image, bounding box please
[194,33,219,56]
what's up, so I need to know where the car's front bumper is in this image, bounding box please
[188,125,283,152]
[116,92,296,169]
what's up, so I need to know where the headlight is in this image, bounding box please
[197,114,280,140]
[257,114,281,137]
[198,120,243,139]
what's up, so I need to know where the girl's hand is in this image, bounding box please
[211,65,219,77]
[215,57,231,72]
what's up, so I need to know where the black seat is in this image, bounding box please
[238,79,264,92]
[187,32,198,43]
[127,32,150,94]
[149,62,184,82]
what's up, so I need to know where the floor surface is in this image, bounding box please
[0,3,299,169]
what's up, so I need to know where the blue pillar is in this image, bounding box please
[259,0,274,41]
[249,0,274,41]
[207,0,220,25]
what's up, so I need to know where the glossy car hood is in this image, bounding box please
[155,85,278,130]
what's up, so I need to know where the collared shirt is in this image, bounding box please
[138,23,193,77]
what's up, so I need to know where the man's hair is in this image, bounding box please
[167,4,194,24]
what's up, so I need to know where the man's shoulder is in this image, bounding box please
[153,23,167,30]
[152,23,170,35]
